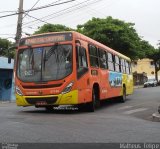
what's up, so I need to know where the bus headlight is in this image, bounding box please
[15,86,23,96]
[62,82,74,94]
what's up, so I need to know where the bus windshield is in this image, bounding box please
[17,44,72,82]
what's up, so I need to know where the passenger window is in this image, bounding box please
[99,49,108,69]
[108,53,114,71]
[115,55,120,72]
[125,61,130,74]
[121,59,126,73]
[89,45,99,68]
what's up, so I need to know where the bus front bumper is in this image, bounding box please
[16,90,78,107]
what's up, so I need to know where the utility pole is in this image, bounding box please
[15,0,23,45]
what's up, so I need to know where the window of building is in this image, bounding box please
[132,61,137,67]
[150,61,155,67]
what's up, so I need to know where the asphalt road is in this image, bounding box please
[0,86,160,143]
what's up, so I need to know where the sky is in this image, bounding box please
[0,0,160,48]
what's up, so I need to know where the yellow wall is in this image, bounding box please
[132,58,160,80]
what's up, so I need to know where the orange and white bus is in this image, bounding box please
[15,31,133,112]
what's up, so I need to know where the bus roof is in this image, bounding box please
[20,31,131,61]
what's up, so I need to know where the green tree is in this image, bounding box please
[34,24,73,34]
[0,38,15,58]
[77,17,148,60]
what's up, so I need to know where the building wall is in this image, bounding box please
[132,58,160,80]
[0,57,15,101]
[0,69,13,100]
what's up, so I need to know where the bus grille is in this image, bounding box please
[25,96,58,104]
[22,83,62,89]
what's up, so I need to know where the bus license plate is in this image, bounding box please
[36,101,47,106]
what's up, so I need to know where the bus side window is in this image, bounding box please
[129,62,132,74]
[89,45,99,68]
[108,53,114,71]
[121,59,126,73]
[115,55,120,72]
[99,48,108,69]
[76,46,88,79]
[119,58,122,73]
[125,61,130,74]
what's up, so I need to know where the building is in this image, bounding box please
[132,58,160,85]
[0,56,15,101]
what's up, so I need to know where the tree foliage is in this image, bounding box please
[0,38,15,58]
[34,24,73,34]
[77,16,154,60]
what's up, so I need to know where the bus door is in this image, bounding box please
[76,40,91,104]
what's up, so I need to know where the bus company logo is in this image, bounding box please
[38,90,43,95]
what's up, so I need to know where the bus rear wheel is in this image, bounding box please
[119,87,126,103]
[86,88,100,112]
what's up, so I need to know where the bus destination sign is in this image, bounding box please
[20,33,73,46]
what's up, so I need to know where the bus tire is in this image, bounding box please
[119,86,126,103]
[86,87,100,112]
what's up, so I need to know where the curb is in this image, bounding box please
[152,112,160,122]
[134,86,143,89]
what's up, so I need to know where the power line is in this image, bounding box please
[23,0,99,27]
[0,34,15,35]
[0,11,17,14]
[0,0,107,30]
[23,0,41,19]
[25,13,50,24]
[23,0,65,20]
[0,0,76,19]
[23,0,89,26]
[23,0,65,22]
[22,1,65,25]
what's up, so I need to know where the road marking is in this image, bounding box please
[123,108,148,114]
[118,106,133,110]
